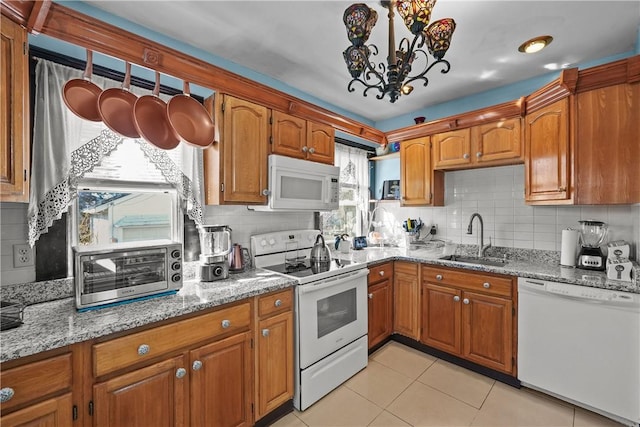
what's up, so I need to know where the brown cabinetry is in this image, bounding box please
[524,98,571,203]
[204,94,269,205]
[421,266,515,374]
[255,289,294,419]
[1,394,73,427]
[393,261,420,340]
[0,15,30,202]
[399,136,443,206]
[271,111,335,165]
[432,128,471,169]
[367,262,393,349]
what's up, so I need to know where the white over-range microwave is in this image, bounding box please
[256,155,340,211]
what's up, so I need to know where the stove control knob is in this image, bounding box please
[260,239,267,247]
[213,266,223,276]
[269,238,276,246]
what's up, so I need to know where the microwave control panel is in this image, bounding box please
[329,177,339,204]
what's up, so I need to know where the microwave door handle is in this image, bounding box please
[324,176,331,204]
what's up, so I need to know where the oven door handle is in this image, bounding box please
[297,269,369,294]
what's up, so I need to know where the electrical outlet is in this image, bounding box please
[430,225,437,235]
[13,244,34,268]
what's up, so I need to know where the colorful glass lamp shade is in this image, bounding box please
[342,0,456,103]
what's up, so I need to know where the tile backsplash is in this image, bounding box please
[375,165,640,260]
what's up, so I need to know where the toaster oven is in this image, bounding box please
[73,241,183,311]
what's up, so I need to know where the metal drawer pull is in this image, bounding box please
[463,298,470,305]
[262,329,270,337]
[463,153,470,159]
[192,360,203,371]
[302,146,308,153]
[309,147,316,154]
[0,388,15,403]
[368,293,373,299]
[221,319,231,329]
[138,344,150,356]
[483,282,491,289]
[453,296,460,302]
[176,368,187,379]
[436,274,443,281]
[274,299,282,307]
[379,271,385,276]
[476,152,482,158]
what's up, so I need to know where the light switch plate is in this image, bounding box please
[13,244,34,268]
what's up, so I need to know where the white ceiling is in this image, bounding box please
[83,1,639,124]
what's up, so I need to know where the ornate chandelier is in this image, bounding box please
[342,0,456,103]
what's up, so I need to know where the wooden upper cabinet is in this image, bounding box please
[203,94,269,205]
[399,136,444,206]
[524,98,571,203]
[432,128,471,169]
[0,15,30,203]
[473,118,522,165]
[575,83,640,204]
[271,111,335,165]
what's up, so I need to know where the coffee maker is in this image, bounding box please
[198,225,232,281]
[577,220,607,271]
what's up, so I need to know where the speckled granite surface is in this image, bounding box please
[0,268,295,363]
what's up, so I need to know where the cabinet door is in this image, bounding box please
[421,283,461,355]
[576,84,640,204]
[221,96,269,204]
[93,356,188,427]
[462,292,513,374]
[1,393,73,427]
[256,311,293,419]
[368,278,393,349]
[432,128,471,169]
[271,111,306,159]
[400,136,432,206]
[0,16,30,202]
[524,98,570,202]
[473,118,522,164]
[393,262,420,340]
[190,331,252,427]
[306,122,335,165]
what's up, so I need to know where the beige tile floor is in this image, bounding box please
[271,341,626,427]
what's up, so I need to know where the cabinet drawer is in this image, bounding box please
[368,262,392,285]
[422,266,512,297]
[0,353,72,412]
[258,289,293,318]
[93,302,251,377]
[394,261,418,275]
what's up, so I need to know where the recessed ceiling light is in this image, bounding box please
[518,35,553,54]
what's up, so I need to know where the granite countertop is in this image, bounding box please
[0,269,296,363]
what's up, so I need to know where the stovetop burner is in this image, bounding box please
[263,258,355,279]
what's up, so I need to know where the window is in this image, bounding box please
[321,144,370,239]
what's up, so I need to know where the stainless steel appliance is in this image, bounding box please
[518,278,640,426]
[251,155,340,211]
[198,225,231,281]
[73,240,183,310]
[251,229,369,411]
[577,220,607,271]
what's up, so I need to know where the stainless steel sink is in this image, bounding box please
[439,255,507,267]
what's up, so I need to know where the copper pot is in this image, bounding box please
[62,50,102,122]
[167,82,215,148]
[133,71,180,150]
[98,62,140,138]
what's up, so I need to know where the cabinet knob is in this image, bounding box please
[192,360,203,371]
[176,368,187,379]
[368,293,373,299]
[262,329,270,337]
[221,319,231,329]
[453,296,460,302]
[302,146,309,153]
[138,344,150,356]
[483,282,491,289]
[436,274,443,281]
[0,387,15,403]
[274,299,282,307]
[558,187,566,192]
[463,298,470,305]
[262,189,271,196]
[379,271,385,276]
[476,152,482,158]
[463,153,470,159]
[309,147,316,154]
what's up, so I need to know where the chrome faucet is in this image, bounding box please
[467,213,491,257]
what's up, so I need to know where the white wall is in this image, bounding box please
[0,203,35,285]
[378,165,640,258]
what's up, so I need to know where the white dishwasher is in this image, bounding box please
[518,278,640,427]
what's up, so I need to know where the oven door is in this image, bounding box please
[297,268,368,369]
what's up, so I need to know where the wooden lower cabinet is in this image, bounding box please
[421,283,461,355]
[367,263,393,349]
[190,332,253,427]
[93,356,188,427]
[393,262,420,340]
[1,393,73,427]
